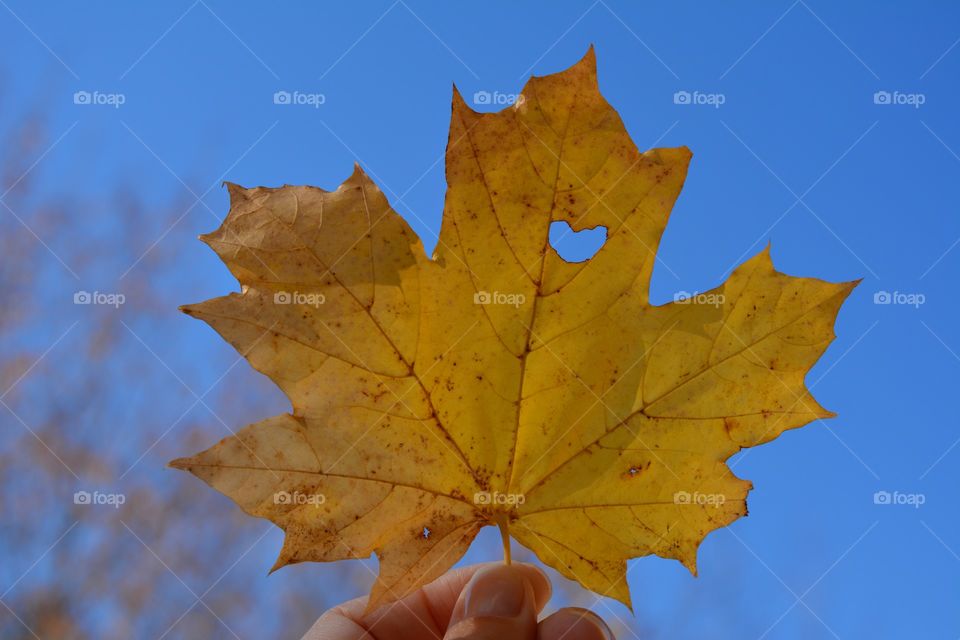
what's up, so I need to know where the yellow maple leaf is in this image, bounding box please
[171,48,857,609]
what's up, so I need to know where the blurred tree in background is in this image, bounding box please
[0,110,384,639]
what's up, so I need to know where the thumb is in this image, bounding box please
[443,564,538,640]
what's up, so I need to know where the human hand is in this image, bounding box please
[303,562,614,640]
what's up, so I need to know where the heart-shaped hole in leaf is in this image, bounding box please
[549,220,607,263]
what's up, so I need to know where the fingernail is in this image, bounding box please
[558,608,614,640]
[463,566,528,618]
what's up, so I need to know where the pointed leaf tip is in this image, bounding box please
[268,558,284,575]
[450,83,476,117]
[581,43,597,66]
[224,181,250,204]
[566,43,598,82]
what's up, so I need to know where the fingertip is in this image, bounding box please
[301,608,372,640]
[447,562,551,613]
[537,607,614,640]
[444,565,539,639]
[512,562,552,612]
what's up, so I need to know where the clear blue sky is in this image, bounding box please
[3,1,958,638]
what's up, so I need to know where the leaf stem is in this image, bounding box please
[494,512,511,565]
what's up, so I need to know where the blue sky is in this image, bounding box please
[3,1,959,638]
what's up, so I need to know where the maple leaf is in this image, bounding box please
[170,47,857,609]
